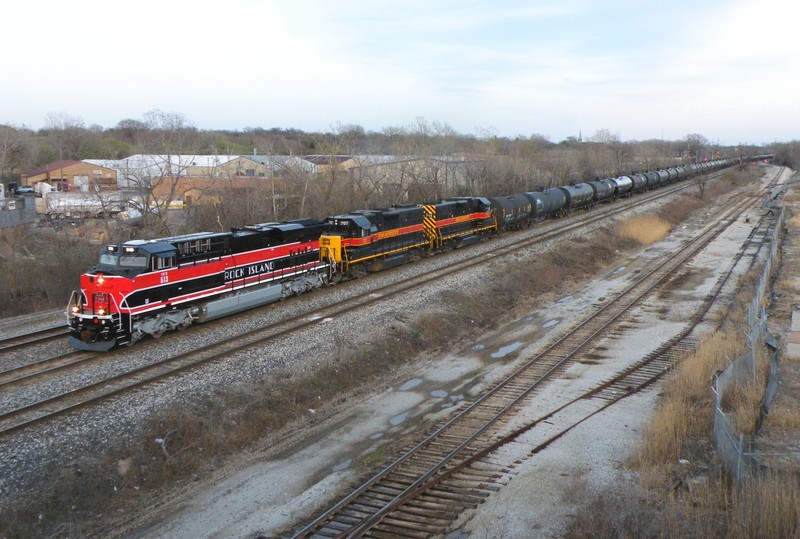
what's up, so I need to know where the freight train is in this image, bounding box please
[67,159,736,350]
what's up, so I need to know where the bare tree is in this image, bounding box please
[116,110,202,235]
[685,133,709,162]
[0,125,30,184]
[44,113,87,161]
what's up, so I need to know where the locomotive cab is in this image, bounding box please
[319,215,375,266]
[67,242,179,350]
[94,242,177,277]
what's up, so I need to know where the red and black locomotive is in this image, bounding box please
[67,219,327,350]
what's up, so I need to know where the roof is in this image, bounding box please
[301,155,353,166]
[23,160,82,176]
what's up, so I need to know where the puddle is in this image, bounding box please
[524,315,534,321]
[389,412,409,426]
[472,344,486,351]
[369,432,384,440]
[430,390,448,398]
[449,394,464,403]
[332,459,352,472]
[557,295,573,303]
[613,266,626,274]
[398,378,423,391]
[491,341,524,359]
[542,319,560,328]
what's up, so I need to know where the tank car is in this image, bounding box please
[67,219,327,350]
[610,176,634,198]
[666,168,679,183]
[487,194,531,231]
[656,169,670,186]
[629,173,648,193]
[558,183,595,211]
[523,189,567,219]
[642,172,659,190]
[588,179,616,203]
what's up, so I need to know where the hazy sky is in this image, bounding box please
[2,0,796,144]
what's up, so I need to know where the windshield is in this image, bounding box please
[96,247,150,275]
[99,252,118,265]
[119,254,149,268]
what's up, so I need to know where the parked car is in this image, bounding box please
[15,186,35,195]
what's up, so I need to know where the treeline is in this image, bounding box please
[772,141,800,170]
[0,110,768,187]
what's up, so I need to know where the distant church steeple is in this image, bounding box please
[578,130,583,143]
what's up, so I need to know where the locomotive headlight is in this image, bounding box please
[71,305,80,314]
[97,275,105,285]
[92,292,111,317]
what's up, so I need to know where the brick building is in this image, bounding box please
[21,160,117,192]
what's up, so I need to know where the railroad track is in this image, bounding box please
[0,326,68,353]
[0,176,714,438]
[290,192,764,537]
[0,350,97,388]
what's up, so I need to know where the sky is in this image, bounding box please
[1,0,797,145]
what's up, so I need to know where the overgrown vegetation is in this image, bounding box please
[0,227,98,316]
[0,159,762,537]
[619,216,672,245]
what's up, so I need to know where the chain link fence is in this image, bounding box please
[711,200,800,481]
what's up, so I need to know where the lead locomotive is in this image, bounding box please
[67,219,327,350]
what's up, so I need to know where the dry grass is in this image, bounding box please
[657,194,707,226]
[763,399,800,433]
[730,473,800,539]
[619,216,671,245]
[634,396,693,468]
[634,330,747,470]
[782,188,800,203]
[568,470,800,539]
